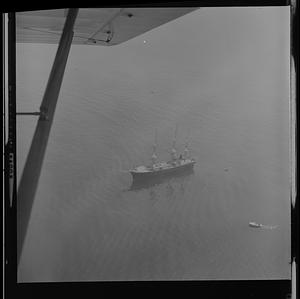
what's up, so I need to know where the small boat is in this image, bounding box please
[130,127,196,181]
[249,222,263,228]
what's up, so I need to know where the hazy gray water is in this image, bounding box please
[17,8,290,282]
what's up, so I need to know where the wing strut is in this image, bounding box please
[17,8,79,266]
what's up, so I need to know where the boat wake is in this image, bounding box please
[260,225,278,230]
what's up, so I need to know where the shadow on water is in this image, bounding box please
[127,167,195,192]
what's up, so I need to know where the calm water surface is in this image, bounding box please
[17,8,290,282]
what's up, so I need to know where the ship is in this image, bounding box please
[249,222,263,228]
[130,127,196,181]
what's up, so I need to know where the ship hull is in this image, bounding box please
[129,166,194,191]
[130,160,195,181]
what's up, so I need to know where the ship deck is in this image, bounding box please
[130,158,195,174]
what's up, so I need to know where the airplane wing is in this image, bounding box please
[16,7,199,46]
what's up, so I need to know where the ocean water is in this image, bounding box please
[16,8,290,282]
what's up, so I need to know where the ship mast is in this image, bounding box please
[171,124,178,161]
[183,129,190,159]
[151,128,158,165]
